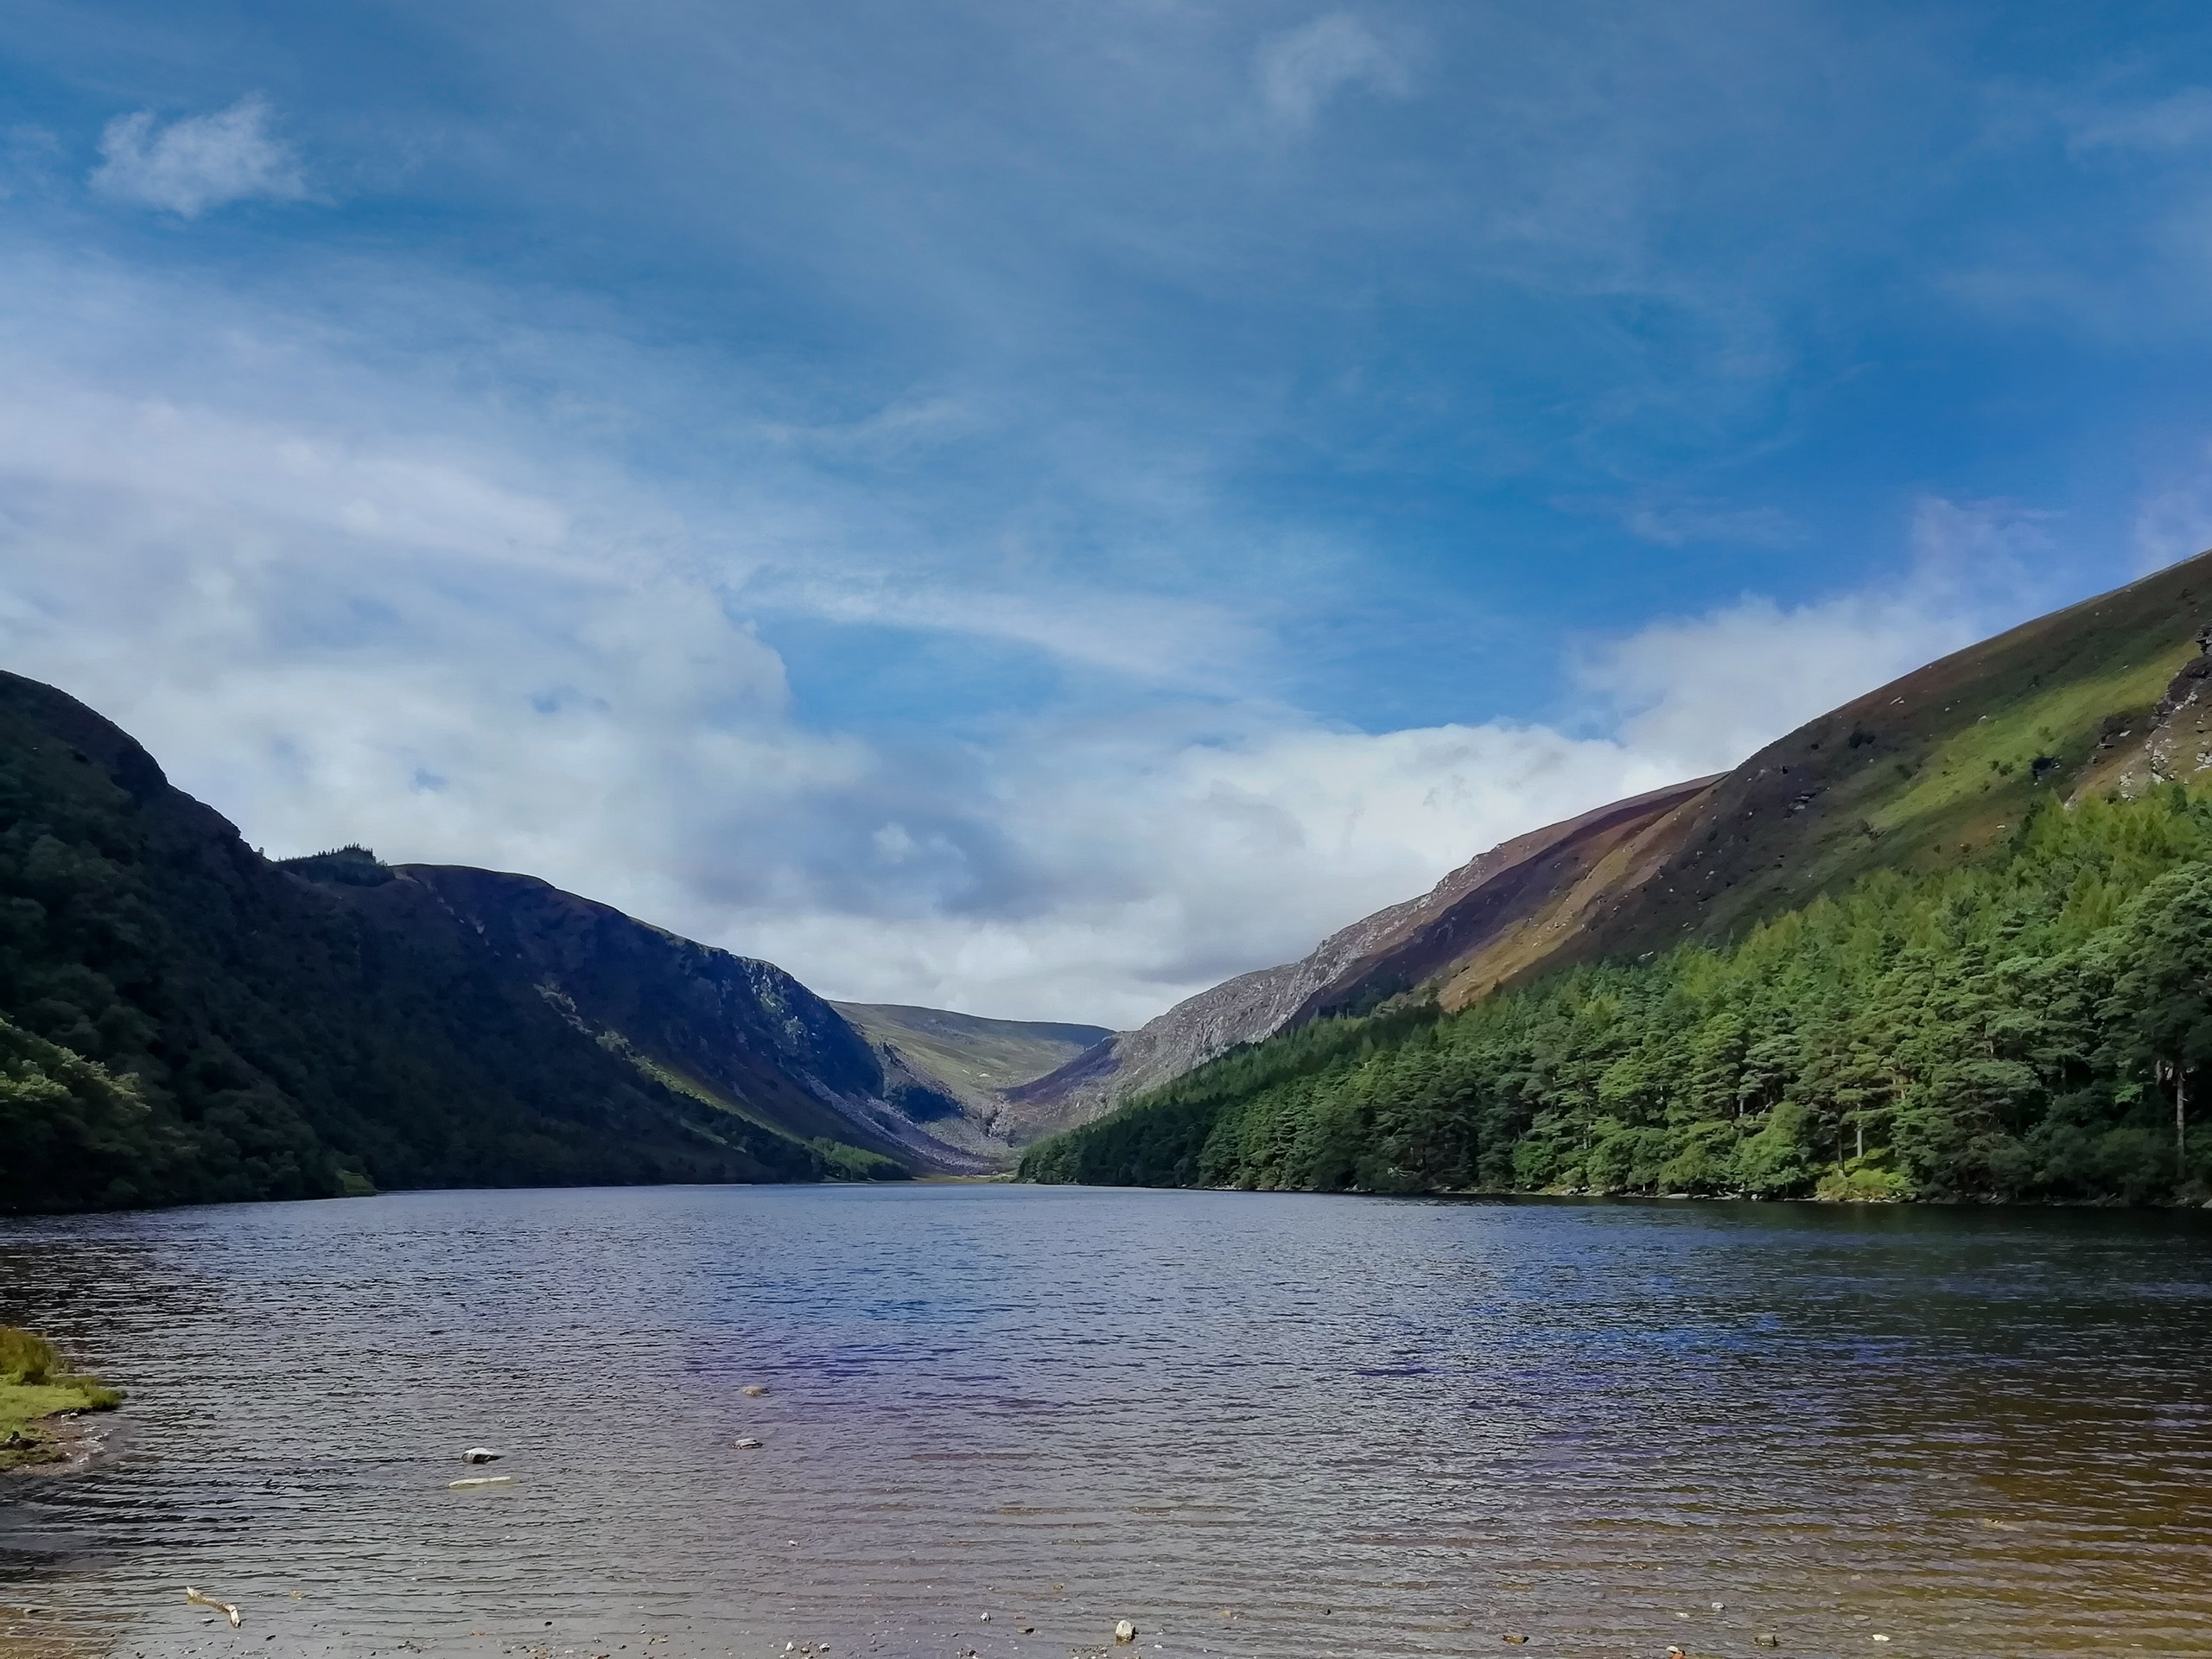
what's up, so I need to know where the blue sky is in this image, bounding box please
[5,1,2212,1022]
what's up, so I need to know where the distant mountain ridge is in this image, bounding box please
[394,867,1002,1174]
[0,672,856,1211]
[832,1002,1109,1143]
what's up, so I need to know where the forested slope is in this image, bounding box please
[0,673,891,1212]
[1023,788,2212,1201]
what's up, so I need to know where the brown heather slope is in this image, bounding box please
[1002,776,1716,1135]
[1015,549,2212,1132]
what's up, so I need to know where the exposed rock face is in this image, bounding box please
[2081,625,2212,798]
[401,866,998,1173]
[1004,778,1718,1131]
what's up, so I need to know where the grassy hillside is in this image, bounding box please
[1022,556,2212,1205]
[1537,555,2212,988]
[0,672,874,1212]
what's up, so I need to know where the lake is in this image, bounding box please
[2,1185,2210,1657]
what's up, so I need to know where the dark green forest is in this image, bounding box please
[1022,786,2212,1204]
[0,676,893,1214]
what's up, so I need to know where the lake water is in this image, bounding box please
[2,1185,2210,1659]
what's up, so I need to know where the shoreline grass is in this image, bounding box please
[0,1327,120,1471]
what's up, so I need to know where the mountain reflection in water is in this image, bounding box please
[3,1185,2209,1656]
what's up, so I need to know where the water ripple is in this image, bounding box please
[1,1187,2209,1656]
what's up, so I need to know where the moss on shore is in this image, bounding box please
[0,1326,120,1470]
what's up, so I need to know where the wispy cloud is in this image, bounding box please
[91,95,307,217]
[1255,14,1413,130]
[1555,492,1805,550]
[741,568,1274,696]
[2133,441,2212,575]
[2063,87,2212,154]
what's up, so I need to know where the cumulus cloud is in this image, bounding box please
[741,713,1687,1023]
[1255,14,1412,130]
[0,258,2073,1025]
[0,301,1677,1025]
[91,95,306,217]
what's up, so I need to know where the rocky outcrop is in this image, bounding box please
[0,668,869,1210]
[2077,625,2212,799]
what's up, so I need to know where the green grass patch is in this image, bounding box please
[0,1326,120,1469]
[1874,650,2193,836]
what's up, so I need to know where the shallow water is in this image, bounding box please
[2,1185,2210,1659]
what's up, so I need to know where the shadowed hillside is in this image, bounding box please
[397,868,999,1173]
[0,672,1003,1212]
[0,671,901,1213]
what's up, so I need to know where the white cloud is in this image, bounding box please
[1255,14,1412,130]
[0,251,2101,1028]
[0,386,1673,1025]
[0,313,1681,1025]
[742,568,1274,694]
[732,711,1687,1025]
[91,95,307,217]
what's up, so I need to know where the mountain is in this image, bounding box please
[1023,550,2212,1203]
[1004,778,1716,1133]
[1475,550,2212,991]
[0,671,896,1213]
[393,867,1001,1173]
[1020,554,2212,1135]
[0,670,1077,1212]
